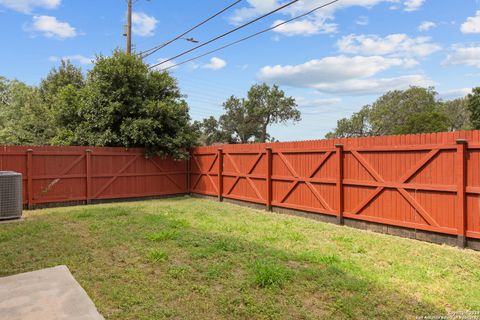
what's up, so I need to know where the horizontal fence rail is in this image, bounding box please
[1,130,479,248]
[0,146,188,208]
[190,130,480,247]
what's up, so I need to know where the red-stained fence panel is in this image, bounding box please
[2,130,480,244]
[0,145,187,207]
[191,130,480,242]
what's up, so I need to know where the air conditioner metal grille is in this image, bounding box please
[0,171,23,220]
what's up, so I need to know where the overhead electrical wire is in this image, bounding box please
[157,0,340,71]
[148,0,303,69]
[139,0,243,58]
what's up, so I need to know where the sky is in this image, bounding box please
[0,0,479,141]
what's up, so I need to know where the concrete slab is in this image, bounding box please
[0,217,24,225]
[0,265,104,320]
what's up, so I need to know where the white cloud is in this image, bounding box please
[229,0,395,36]
[443,47,480,68]
[356,16,369,26]
[258,55,433,95]
[271,18,333,36]
[337,34,440,58]
[418,21,436,31]
[49,54,93,65]
[31,15,76,39]
[0,0,60,14]
[438,88,472,100]
[132,12,158,37]
[295,96,343,114]
[258,56,409,86]
[202,57,227,70]
[315,75,433,95]
[152,58,178,71]
[404,0,424,12]
[460,11,480,34]
[296,96,342,108]
[229,0,278,25]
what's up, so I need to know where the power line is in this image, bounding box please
[179,76,242,92]
[158,0,340,71]
[140,0,243,58]
[149,0,302,69]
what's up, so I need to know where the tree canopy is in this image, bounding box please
[468,87,480,130]
[196,83,300,145]
[0,50,198,159]
[326,87,472,138]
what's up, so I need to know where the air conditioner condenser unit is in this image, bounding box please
[0,171,23,220]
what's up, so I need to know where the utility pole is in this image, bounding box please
[126,0,132,54]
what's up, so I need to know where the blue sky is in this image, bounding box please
[0,0,479,141]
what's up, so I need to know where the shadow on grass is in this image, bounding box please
[91,202,443,319]
[0,199,446,319]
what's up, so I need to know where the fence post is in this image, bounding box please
[86,149,92,204]
[187,154,191,194]
[335,144,344,225]
[456,139,468,248]
[218,148,223,202]
[26,149,33,209]
[266,147,272,211]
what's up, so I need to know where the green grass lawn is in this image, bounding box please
[1,197,479,319]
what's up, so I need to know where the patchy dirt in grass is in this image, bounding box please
[1,196,479,319]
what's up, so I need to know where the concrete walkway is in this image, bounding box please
[0,265,104,320]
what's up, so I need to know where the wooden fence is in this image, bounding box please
[0,146,188,207]
[190,131,480,247]
[1,131,479,247]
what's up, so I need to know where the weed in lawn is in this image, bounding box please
[146,230,178,241]
[88,223,99,232]
[331,235,368,254]
[168,218,189,229]
[331,235,354,244]
[104,207,131,218]
[251,261,292,288]
[168,265,190,279]
[1,197,479,320]
[74,206,131,219]
[213,238,241,252]
[147,249,168,262]
[75,211,94,219]
[351,245,366,254]
[191,284,208,295]
[296,251,341,266]
[286,231,306,242]
[141,213,168,225]
[203,261,234,280]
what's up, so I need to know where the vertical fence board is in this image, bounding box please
[191,130,480,241]
[0,146,188,207]
[2,130,480,243]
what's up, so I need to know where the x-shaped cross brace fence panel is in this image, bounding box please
[222,152,265,203]
[342,148,444,229]
[190,153,219,196]
[271,150,336,215]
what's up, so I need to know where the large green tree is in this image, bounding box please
[39,60,84,105]
[219,96,261,144]
[325,106,371,139]
[438,98,471,131]
[53,50,197,159]
[247,83,300,142]
[195,116,228,146]
[198,83,299,145]
[0,80,54,145]
[327,87,452,138]
[468,87,480,129]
